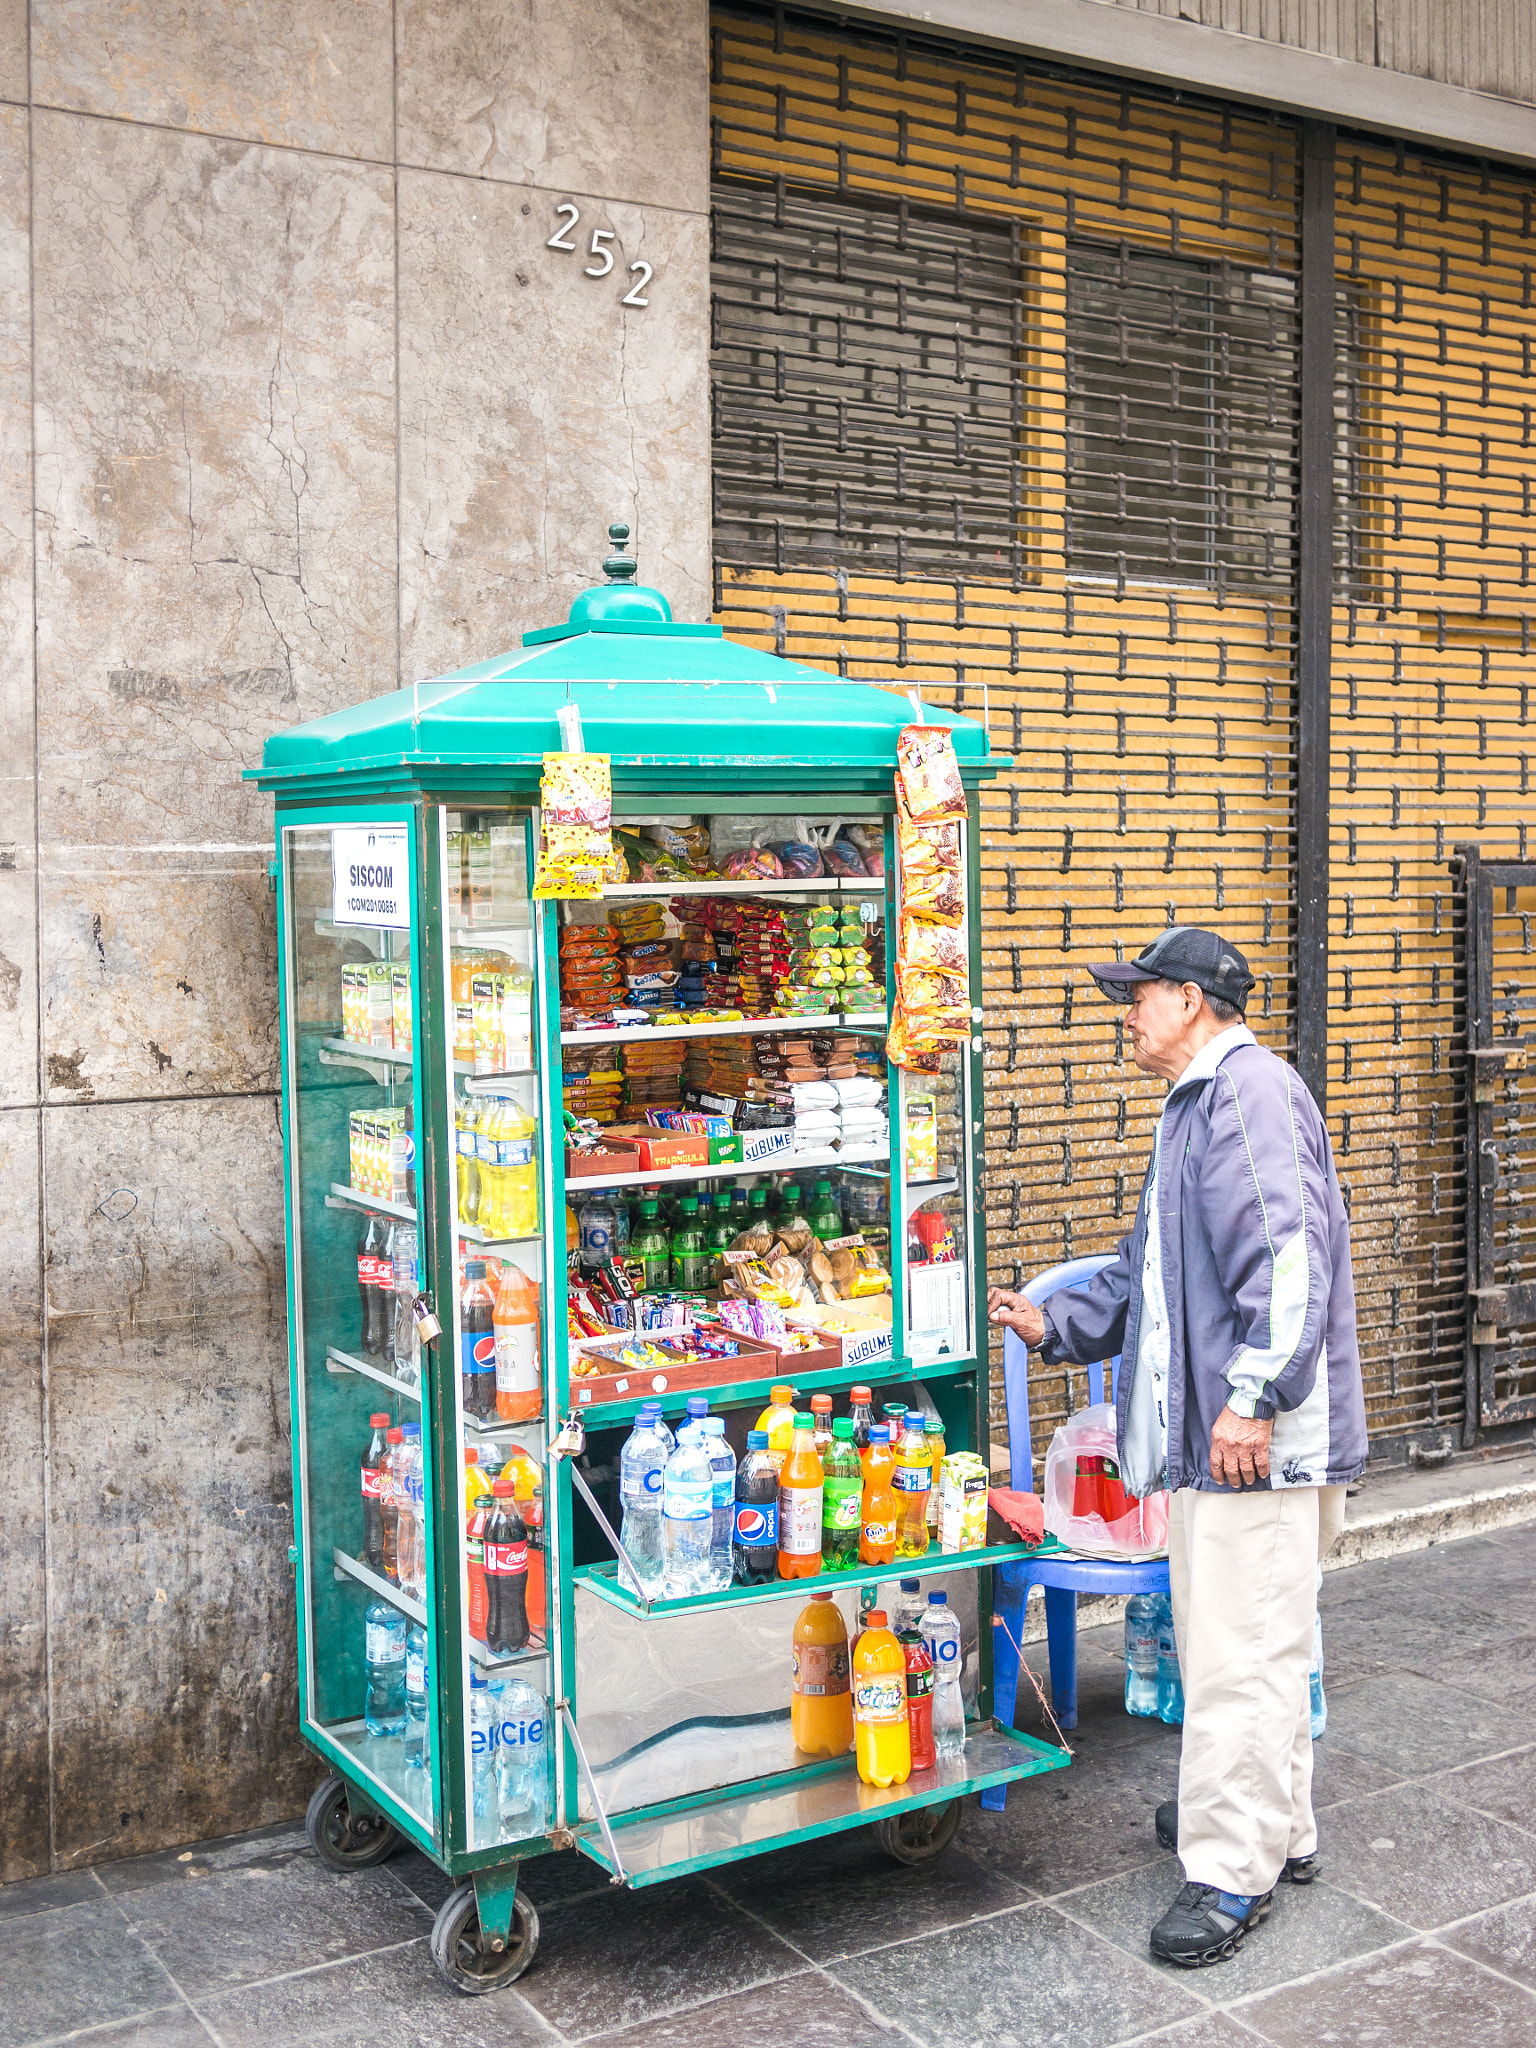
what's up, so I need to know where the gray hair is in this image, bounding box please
[1150,975,1243,1024]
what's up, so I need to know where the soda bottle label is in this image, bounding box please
[361,1465,386,1499]
[822,1476,862,1532]
[457,1127,475,1157]
[862,1509,896,1549]
[485,1540,529,1575]
[853,1674,906,1722]
[494,1323,539,1394]
[893,1465,931,1493]
[500,1138,534,1168]
[906,1663,934,1700]
[793,1641,849,1698]
[733,1500,777,1547]
[365,1622,403,1665]
[777,1482,824,1555]
[461,1330,496,1381]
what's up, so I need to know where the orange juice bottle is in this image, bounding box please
[777,1413,825,1579]
[791,1592,853,1756]
[493,1262,541,1421]
[852,1613,912,1786]
[861,1421,895,1489]
[755,1383,799,1470]
[859,1468,897,1566]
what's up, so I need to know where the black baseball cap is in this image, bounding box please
[1086,926,1256,1014]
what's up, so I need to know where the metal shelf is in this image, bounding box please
[325,1345,420,1400]
[331,1548,548,1671]
[327,1184,541,1250]
[561,1014,887,1046]
[321,1035,534,1085]
[569,1354,917,1427]
[567,1144,889,1191]
[572,1535,1065,1618]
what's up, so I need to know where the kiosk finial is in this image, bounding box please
[603,523,638,585]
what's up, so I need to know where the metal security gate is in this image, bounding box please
[1459,845,1536,1435]
[708,0,1536,1461]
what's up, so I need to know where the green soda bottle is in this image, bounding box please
[706,1188,736,1284]
[777,1182,810,1236]
[821,1417,863,1571]
[630,1198,671,1292]
[809,1177,843,1243]
[747,1186,770,1226]
[669,1195,711,1290]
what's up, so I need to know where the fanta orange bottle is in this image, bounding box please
[861,1421,895,1489]
[777,1413,825,1579]
[791,1592,853,1756]
[853,1612,912,1786]
[859,1467,897,1566]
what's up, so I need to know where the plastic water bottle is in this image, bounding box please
[1155,1594,1184,1725]
[363,1597,408,1738]
[661,1428,715,1596]
[470,1672,501,1842]
[1310,1568,1327,1738]
[619,1404,667,1593]
[919,1592,966,1759]
[703,1417,736,1592]
[495,1677,551,1837]
[891,1578,926,1634]
[403,1622,429,1768]
[395,1423,424,1601]
[1124,1593,1160,1716]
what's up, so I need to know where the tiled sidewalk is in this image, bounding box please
[6,1523,1536,2048]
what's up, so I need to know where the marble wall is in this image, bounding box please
[1,0,709,1880]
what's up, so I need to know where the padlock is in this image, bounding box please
[411,1294,442,1343]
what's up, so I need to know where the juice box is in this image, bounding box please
[939,1452,989,1552]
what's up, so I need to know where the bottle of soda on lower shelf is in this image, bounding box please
[361,1413,390,1570]
[778,1413,826,1582]
[403,1622,429,1770]
[381,1425,403,1583]
[363,1596,408,1738]
[810,1394,835,1458]
[377,1221,398,1372]
[821,1419,862,1572]
[460,1261,497,1421]
[357,1215,385,1357]
[733,1430,779,1585]
[899,1627,936,1772]
[495,1677,550,1837]
[465,1449,492,1642]
[483,1478,530,1655]
[847,1386,874,1452]
[894,1412,933,1558]
[493,1261,541,1422]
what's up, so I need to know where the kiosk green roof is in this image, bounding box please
[251,528,996,801]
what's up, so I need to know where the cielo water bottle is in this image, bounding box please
[403,1622,429,1769]
[703,1417,736,1592]
[619,1403,667,1594]
[495,1677,551,1837]
[1155,1594,1184,1725]
[918,1592,966,1759]
[1124,1592,1160,1716]
[661,1423,715,1597]
[364,1596,408,1739]
[470,1671,501,1845]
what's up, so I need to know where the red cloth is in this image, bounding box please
[988,1488,1045,1545]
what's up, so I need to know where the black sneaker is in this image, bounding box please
[1154,1801,1319,1884]
[1150,1881,1273,1967]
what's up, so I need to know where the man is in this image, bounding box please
[988,926,1367,1968]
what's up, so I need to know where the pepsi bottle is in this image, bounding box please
[460,1260,497,1422]
[732,1429,779,1584]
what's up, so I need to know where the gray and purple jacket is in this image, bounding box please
[1039,1031,1369,1493]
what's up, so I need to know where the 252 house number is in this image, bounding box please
[546,202,653,307]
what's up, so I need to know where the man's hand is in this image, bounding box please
[1210,1405,1273,1489]
[987,1286,1045,1349]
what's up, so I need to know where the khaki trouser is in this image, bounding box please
[1167,1482,1348,1897]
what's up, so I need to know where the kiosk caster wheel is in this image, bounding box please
[874,1799,962,1866]
[305,1775,401,1872]
[431,1883,540,1994]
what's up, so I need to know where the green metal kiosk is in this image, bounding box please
[252,541,1068,1994]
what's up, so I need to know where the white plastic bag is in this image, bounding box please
[1042,1403,1169,1560]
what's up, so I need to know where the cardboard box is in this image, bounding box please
[603,1124,710,1169]
[565,1141,642,1180]
[739,1125,797,1167]
[708,1133,745,1165]
[785,1303,894,1370]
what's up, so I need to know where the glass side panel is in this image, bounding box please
[900,1047,974,1366]
[281,820,435,1830]
[439,808,556,1851]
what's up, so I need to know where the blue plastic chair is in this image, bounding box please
[981,1255,1171,1810]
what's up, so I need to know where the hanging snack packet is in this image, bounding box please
[901,919,969,978]
[896,726,967,823]
[902,865,966,924]
[534,751,613,898]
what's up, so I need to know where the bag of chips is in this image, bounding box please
[896,727,966,823]
[903,866,966,924]
[901,920,969,977]
[534,751,612,897]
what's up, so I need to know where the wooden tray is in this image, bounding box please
[569,1331,782,1407]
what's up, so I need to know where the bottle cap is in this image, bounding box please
[470,1671,488,1689]
[746,1430,769,1448]
[791,1412,814,1429]
[703,1416,725,1434]
[832,1418,855,1439]
[885,1403,907,1420]
[900,1578,920,1591]
[869,1424,890,1442]
[465,1449,480,1465]
[492,1477,514,1495]
[928,1591,948,1604]
[686,1396,710,1417]
[811,1590,834,1602]
[815,1178,832,1192]
[640,1199,658,1215]
[680,1195,698,1213]
[370,1412,389,1426]
[850,1385,872,1403]
[402,1423,421,1438]
[387,1428,402,1443]
[866,1608,888,1626]
[771,1384,794,1402]
[811,1394,833,1414]
[925,1419,945,1434]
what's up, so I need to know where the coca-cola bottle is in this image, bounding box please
[357,1216,383,1357]
[362,1413,390,1568]
[483,1477,530,1656]
[377,1221,398,1372]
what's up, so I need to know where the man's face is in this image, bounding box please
[1124,977,1204,1079]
